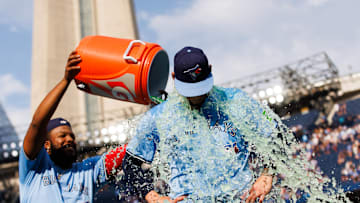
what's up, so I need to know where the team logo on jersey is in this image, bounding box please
[183,64,202,80]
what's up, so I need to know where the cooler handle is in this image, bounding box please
[123,40,146,63]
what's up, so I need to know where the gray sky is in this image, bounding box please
[1,0,360,137]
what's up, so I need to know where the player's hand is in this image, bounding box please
[242,174,273,203]
[64,51,81,82]
[145,190,186,203]
[157,196,185,203]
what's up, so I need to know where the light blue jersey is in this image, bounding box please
[19,147,107,203]
[127,86,277,200]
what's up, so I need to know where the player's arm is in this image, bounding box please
[23,51,81,159]
[92,145,128,187]
[104,145,127,178]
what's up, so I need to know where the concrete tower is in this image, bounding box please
[31,0,147,137]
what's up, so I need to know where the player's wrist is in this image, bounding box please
[61,77,72,85]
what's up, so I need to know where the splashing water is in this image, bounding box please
[129,86,350,202]
[220,87,349,202]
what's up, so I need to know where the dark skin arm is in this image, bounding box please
[23,51,81,159]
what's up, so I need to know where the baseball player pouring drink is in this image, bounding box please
[19,51,126,203]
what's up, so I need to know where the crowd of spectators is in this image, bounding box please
[291,105,360,183]
[280,101,360,201]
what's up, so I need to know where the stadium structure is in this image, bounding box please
[0,102,20,203]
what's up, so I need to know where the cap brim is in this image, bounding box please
[174,73,214,97]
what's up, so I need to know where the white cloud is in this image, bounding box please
[140,0,360,85]
[148,0,277,46]
[306,0,330,7]
[0,74,29,103]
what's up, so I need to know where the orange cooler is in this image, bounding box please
[74,35,169,105]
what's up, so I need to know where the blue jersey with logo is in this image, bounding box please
[127,87,276,199]
[19,147,107,203]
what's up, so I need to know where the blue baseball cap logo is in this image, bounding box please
[183,64,203,80]
[173,46,214,97]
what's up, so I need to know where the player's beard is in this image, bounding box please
[50,144,77,169]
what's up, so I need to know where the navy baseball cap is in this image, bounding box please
[174,46,213,97]
[47,118,72,133]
